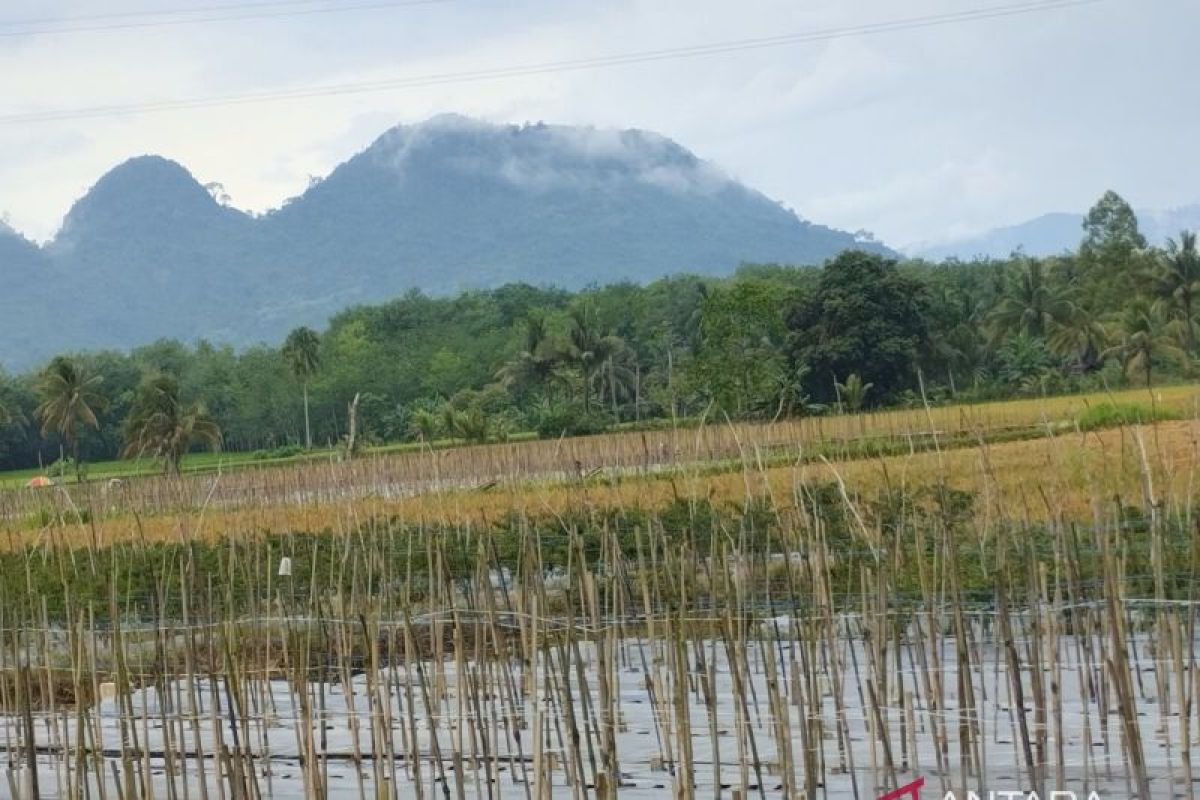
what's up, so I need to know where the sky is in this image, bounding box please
[0,0,1196,250]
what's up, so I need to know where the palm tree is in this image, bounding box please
[564,308,627,414]
[1048,304,1108,372]
[1103,300,1188,387]
[407,407,441,444]
[497,314,559,401]
[997,333,1056,394]
[927,287,987,394]
[282,326,321,449]
[122,374,221,475]
[834,373,873,412]
[601,347,637,418]
[986,259,1076,344]
[1150,231,1200,354]
[34,356,105,482]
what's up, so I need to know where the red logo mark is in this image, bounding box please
[879,777,925,800]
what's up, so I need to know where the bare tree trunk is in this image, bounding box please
[635,361,642,422]
[1187,295,1196,355]
[344,393,361,459]
[609,359,618,420]
[667,346,676,421]
[303,382,312,449]
[72,435,81,483]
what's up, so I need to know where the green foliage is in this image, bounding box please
[250,444,306,461]
[1075,401,1180,431]
[1082,190,1147,264]
[34,356,107,481]
[1102,299,1188,387]
[533,405,614,439]
[1150,231,1200,354]
[1079,190,1153,306]
[787,250,931,404]
[10,482,1200,623]
[834,373,873,412]
[281,327,321,382]
[686,278,794,417]
[0,190,1195,475]
[122,373,221,474]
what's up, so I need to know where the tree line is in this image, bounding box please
[0,189,1195,476]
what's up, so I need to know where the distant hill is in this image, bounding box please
[0,222,81,365]
[913,203,1200,261]
[0,115,890,370]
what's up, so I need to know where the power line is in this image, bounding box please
[0,0,450,38]
[0,0,1106,126]
[1,0,366,26]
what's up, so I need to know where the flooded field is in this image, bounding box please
[1,607,1196,799]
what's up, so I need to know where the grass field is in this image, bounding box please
[1,382,1196,544]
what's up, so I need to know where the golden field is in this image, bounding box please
[4,383,1199,547]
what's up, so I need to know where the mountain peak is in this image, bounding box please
[87,155,209,202]
[357,115,710,194]
[4,116,888,369]
[53,155,242,247]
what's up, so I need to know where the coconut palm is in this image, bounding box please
[34,356,105,482]
[282,326,321,448]
[1149,231,1200,354]
[1048,304,1108,372]
[564,308,627,414]
[986,260,1075,344]
[1102,300,1188,387]
[927,287,988,394]
[122,374,221,475]
[497,314,559,401]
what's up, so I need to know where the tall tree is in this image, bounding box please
[1080,190,1147,300]
[122,374,221,475]
[689,280,791,416]
[1150,231,1200,354]
[787,250,930,404]
[34,356,106,481]
[564,308,626,414]
[1081,190,1147,259]
[282,326,321,448]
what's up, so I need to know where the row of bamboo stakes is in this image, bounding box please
[0,484,1195,800]
[0,402,1050,523]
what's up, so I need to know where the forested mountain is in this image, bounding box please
[0,115,887,369]
[0,223,65,360]
[1,188,1197,474]
[914,203,1200,260]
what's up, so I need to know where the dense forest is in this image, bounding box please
[0,190,1195,474]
